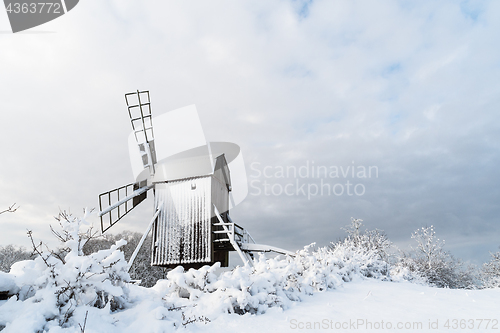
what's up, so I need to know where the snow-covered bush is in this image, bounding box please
[328,218,392,280]
[152,245,343,317]
[151,238,394,318]
[389,251,428,284]
[0,272,19,296]
[0,210,131,330]
[481,250,500,288]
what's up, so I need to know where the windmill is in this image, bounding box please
[98,90,293,270]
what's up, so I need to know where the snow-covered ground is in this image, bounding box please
[3,277,497,333]
[198,279,500,333]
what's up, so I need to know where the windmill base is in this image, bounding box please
[153,249,229,270]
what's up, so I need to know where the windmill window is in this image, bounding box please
[191,182,196,190]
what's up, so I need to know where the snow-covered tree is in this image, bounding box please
[481,250,500,288]
[0,245,32,273]
[410,226,446,271]
[397,226,476,289]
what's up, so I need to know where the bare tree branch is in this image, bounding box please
[0,203,19,215]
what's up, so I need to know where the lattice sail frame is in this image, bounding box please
[125,90,157,175]
[98,180,149,233]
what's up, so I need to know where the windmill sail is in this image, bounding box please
[125,90,157,176]
[98,181,152,233]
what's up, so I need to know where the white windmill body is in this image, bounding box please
[98,91,293,271]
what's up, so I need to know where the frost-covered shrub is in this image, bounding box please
[1,210,131,330]
[389,251,428,284]
[481,251,500,288]
[153,247,330,317]
[329,240,390,281]
[152,239,393,318]
[328,218,392,280]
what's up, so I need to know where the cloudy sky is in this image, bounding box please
[1,0,499,264]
